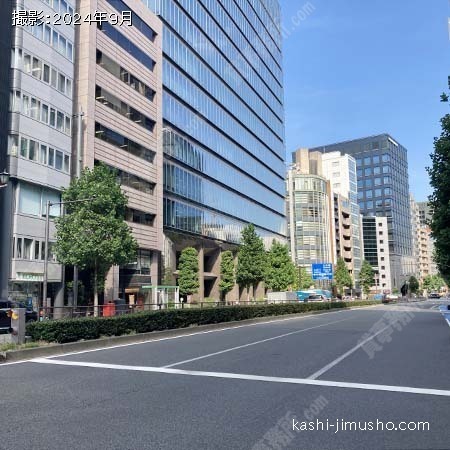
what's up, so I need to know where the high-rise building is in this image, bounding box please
[144,0,287,300]
[409,194,420,276]
[362,216,392,293]
[418,201,432,226]
[74,0,163,301]
[288,150,333,275]
[310,134,414,289]
[319,152,362,281]
[1,0,76,305]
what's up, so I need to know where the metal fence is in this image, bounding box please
[35,299,345,321]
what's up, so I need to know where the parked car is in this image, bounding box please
[0,299,38,323]
[306,294,326,303]
[428,292,441,299]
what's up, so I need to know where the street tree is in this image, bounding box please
[359,260,374,297]
[334,258,353,297]
[236,224,266,300]
[427,88,450,283]
[422,274,446,293]
[408,276,420,295]
[295,266,314,290]
[55,163,137,314]
[219,250,235,301]
[178,247,200,300]
[264,241,296,292]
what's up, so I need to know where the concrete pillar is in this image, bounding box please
[209,248,221,300]
[151,251,159,286]
[0,183,13,299]
[53,282,64,319]
[104,265,119,301]
[196,246,204,302]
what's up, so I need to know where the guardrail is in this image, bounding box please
[35,298,350,321]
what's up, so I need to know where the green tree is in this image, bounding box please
[422,274,446,293]
[55,164,137,315]
[295,266,314,290]
[334,258,353,296]
[236,224,266,300]
[427,90,450,283]
[264,241,296,292]
[178,247,200,298]
[219,251,235,301]
[359,260,374,297]
[408,276,420,294]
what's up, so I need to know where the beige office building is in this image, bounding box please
[74,0,163,301]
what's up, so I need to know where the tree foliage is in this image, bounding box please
[55,164,137,311]
[422,274,446,292]
[408,276,420,294]
[295,266,314,290]
[178,247,200,297]
[359,260,374,296]
[334,258,353,295]
[236,224,266,296]
[427,90,450,283]
[264,241,296,292]
[219,251,235,298]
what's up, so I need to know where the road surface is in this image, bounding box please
[1,301,450,449]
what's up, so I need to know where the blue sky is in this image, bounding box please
[280,0,450,201]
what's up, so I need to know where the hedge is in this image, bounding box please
[26,301,379,344]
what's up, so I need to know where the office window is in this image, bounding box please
[48,148,55,166]
[366,190,373,199]
[373,166,381,175]
[55,150,63,170]
[367,201,373,209]
[19,183,41,216]
[364,168,372,176]
[40,145,47,164]
[43,64,50,83]
[28,140,38,161]
[373,156,380,164]
[49,108,56,127]
[41,104,49,123]
[382,154,390,162]
[20,137,28,158]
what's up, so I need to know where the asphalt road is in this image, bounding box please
[1,301,450,450]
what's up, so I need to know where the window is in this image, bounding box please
[56,111,64,131]
[44,25,51,44]
[24,238,33,260]
[373,156,380,164]
[20,137,28,158]
[32,57,41,78]
[382,154,390,162]
[65,117,71,134]
[375,189,382,197]
[365,179,373,188]
[332,172,340,178]
[357,169,362,177]
[58,73,65,93]
[51,69,57,88]
[40,145,47,164]
[49,108,56,127]
[384,176,391,184]
[29,140,38,161]
[374,178,382,186]
[34,241,40,260]
[55,150,63,170]
[48,148,55,166]
[43,64,50,83]
[19,183,41,216]
[366,190,373,199]
[373,166,381,175]
[364,157,371,165]
[30,98,40,119]
[23,54,31,73]
[367,201,373,209]
[64,155,70,172]
[383,166,390,174]
[22,94,30,115]
[364,168,372,176]
[41,104,49,123]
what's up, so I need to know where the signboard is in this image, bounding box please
[312,263,333,281]
[16,273,44,282]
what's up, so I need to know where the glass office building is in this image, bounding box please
[310,134,414,288]
[143,0,286,299]
[144,0,286,245]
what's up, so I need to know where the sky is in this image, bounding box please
[280,0,450,201]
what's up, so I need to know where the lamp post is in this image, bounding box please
[41,197,95,316]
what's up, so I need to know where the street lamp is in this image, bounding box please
[41,197,95,316]
[0,171,10,188]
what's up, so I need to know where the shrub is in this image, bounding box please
[26,301,379,344]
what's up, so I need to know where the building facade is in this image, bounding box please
[310,134,414,289]
[288,150,333,275]
[362,216,392,293]
[144,0,287,300]
[75,0,163,301]
[1,0,76,307]
[418,201,432,226]
[320,151,362,282]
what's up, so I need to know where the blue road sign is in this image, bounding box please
[312,263,333,281]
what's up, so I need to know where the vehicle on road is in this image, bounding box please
[428,292,441,299]
[0,299,38,323]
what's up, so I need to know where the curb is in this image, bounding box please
[0,304,380,363]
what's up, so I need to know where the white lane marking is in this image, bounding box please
[308,320,401,380]
[42,309,351,360]
[164,317,354,368]
[446,319,450,328]
[0,306,382,367]
[31,358,450,398]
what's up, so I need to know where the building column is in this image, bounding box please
[151,251,159,286]
[195,245,204,302]
[104,265,119,301]
[53,282,64,319]
[209,248,221,300]
[0,183,13,299]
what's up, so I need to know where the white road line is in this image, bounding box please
[308,320,400,380]
[164,317,354,368]
[30,358,450,398]
[42,309,350,360]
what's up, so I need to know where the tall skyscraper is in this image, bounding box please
[144,0,286,299]
[1,0,76,305]
[310,134,414,289]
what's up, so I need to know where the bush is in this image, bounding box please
[26,301,379,344]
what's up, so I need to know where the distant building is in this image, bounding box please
[287,150,333,275]
[362,217,392,293]
[417,202,432,226]
[320,152,363,282]
[309,134,414,289]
